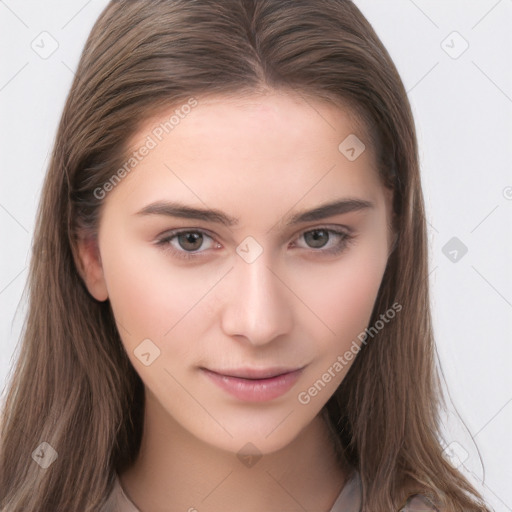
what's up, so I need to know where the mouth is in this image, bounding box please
[200,366,305,402]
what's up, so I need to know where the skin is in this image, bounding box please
[78,90,395,512]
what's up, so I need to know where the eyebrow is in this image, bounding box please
[135,198,374,227]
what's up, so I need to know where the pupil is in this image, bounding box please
[305,230,328,248]
[179,232,203,251]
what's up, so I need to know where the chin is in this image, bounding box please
[188,407,321,457]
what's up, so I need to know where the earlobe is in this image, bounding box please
[75,234,109,302]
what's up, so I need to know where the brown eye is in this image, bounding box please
[303,229,330,249]
[155,229,218,261]
[293,227,355,256]
[176,232,204,251]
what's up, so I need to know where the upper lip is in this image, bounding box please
[203,366,303,380]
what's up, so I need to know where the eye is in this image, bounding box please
[292,227,355,256]
[155,226,356,261]
[155,229,219,260]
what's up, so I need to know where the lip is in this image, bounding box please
[201,366,304,402]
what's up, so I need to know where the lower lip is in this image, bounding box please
[201,368,303,402]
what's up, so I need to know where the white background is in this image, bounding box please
[0,1,511,510]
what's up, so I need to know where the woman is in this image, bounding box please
[0,1,491,511]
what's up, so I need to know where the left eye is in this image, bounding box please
[294,228,349,251]
[155,227,354,261]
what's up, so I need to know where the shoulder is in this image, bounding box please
[97,476,124,512]
[400,493,440,511]
[340,472,440,512]
[101,474,141,512]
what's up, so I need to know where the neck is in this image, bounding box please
[119,389,350,512]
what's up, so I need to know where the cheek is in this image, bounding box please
[337,251,386,320]
[294,248,388,406]
[103,261,173,341]
[99,239,225,389]
[297,246,388,346]
[100,239,215,341]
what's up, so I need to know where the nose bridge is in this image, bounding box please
[220,246,292,345]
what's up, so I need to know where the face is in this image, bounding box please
[79,91,395,455]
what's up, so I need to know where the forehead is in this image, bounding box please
[129,90,376,171]
[111,91,386,221]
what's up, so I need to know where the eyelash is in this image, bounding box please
[155,226,356,261]
[156,226,355,260]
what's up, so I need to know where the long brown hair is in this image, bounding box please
[0,1,491,510]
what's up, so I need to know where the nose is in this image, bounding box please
[220,250,293,347]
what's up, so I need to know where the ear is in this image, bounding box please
[75,234,109,302]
